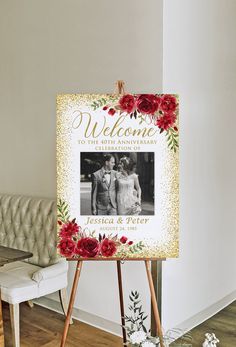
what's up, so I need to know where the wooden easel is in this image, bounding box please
[60,257,165,347]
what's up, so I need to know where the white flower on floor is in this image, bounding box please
[202,333,219,347]
[141,341,156,347]
[130,331,147,344]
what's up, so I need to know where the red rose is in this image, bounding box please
[103,106,108,110]
[160,95,177,113]
[58,220,62,225]
[108,108,116,116]
[58,239,76,258]
[156,113,176,130]
[120,236,128,244]
[136,94,161,115]
[119,94,136,113]
[59,221,80,239]
[76,237,100,258]
[128,241,133,245]
[100,238,117,257]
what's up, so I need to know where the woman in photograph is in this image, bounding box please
[116,156,142,215]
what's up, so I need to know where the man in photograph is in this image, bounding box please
[91,154,117,215]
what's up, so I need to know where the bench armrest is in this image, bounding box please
[32,259,68,283]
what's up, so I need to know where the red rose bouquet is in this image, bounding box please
[91,93,179,152]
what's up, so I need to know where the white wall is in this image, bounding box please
[162,0,236,331]
[0,0,163,198]
[0,0,163,331]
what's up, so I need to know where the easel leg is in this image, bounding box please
[145,260,164,347]
[60,261,83,347]
[117,261,127,346]
[151,260,162,336]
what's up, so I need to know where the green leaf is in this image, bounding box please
[57,199,70,223]
[142,325,147,333]
[165,127,179,152]
[90,98,109,110]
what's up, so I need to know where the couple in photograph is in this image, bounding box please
[91,154,142,215]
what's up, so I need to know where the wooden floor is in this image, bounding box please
[2,302,122,347]
[2,301,236,346]
[172,300,236,347]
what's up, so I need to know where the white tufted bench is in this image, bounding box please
[0,194,70,347]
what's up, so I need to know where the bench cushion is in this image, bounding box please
[0,261,68,304]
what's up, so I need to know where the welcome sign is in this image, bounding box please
[57,94,179,259]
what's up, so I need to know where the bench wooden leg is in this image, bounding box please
[10,303,20,347]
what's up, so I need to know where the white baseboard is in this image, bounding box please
[34,289,236,339]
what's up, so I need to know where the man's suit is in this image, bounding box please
[91,167,117,215]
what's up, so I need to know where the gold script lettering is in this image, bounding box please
[72,111,158,138]
[72,111,106,138]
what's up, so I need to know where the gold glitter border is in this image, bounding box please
[57,94,179,259]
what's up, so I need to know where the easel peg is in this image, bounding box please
[115,80,126,95]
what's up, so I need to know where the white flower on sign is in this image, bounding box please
[130,331,147,344]
[141,341,156,347]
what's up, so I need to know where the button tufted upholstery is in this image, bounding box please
[0,194,71,347]
[0,194,59,267]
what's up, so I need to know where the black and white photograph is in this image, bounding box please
[80,152,155,215]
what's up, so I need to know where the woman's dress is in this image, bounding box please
[116,173,141,215]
